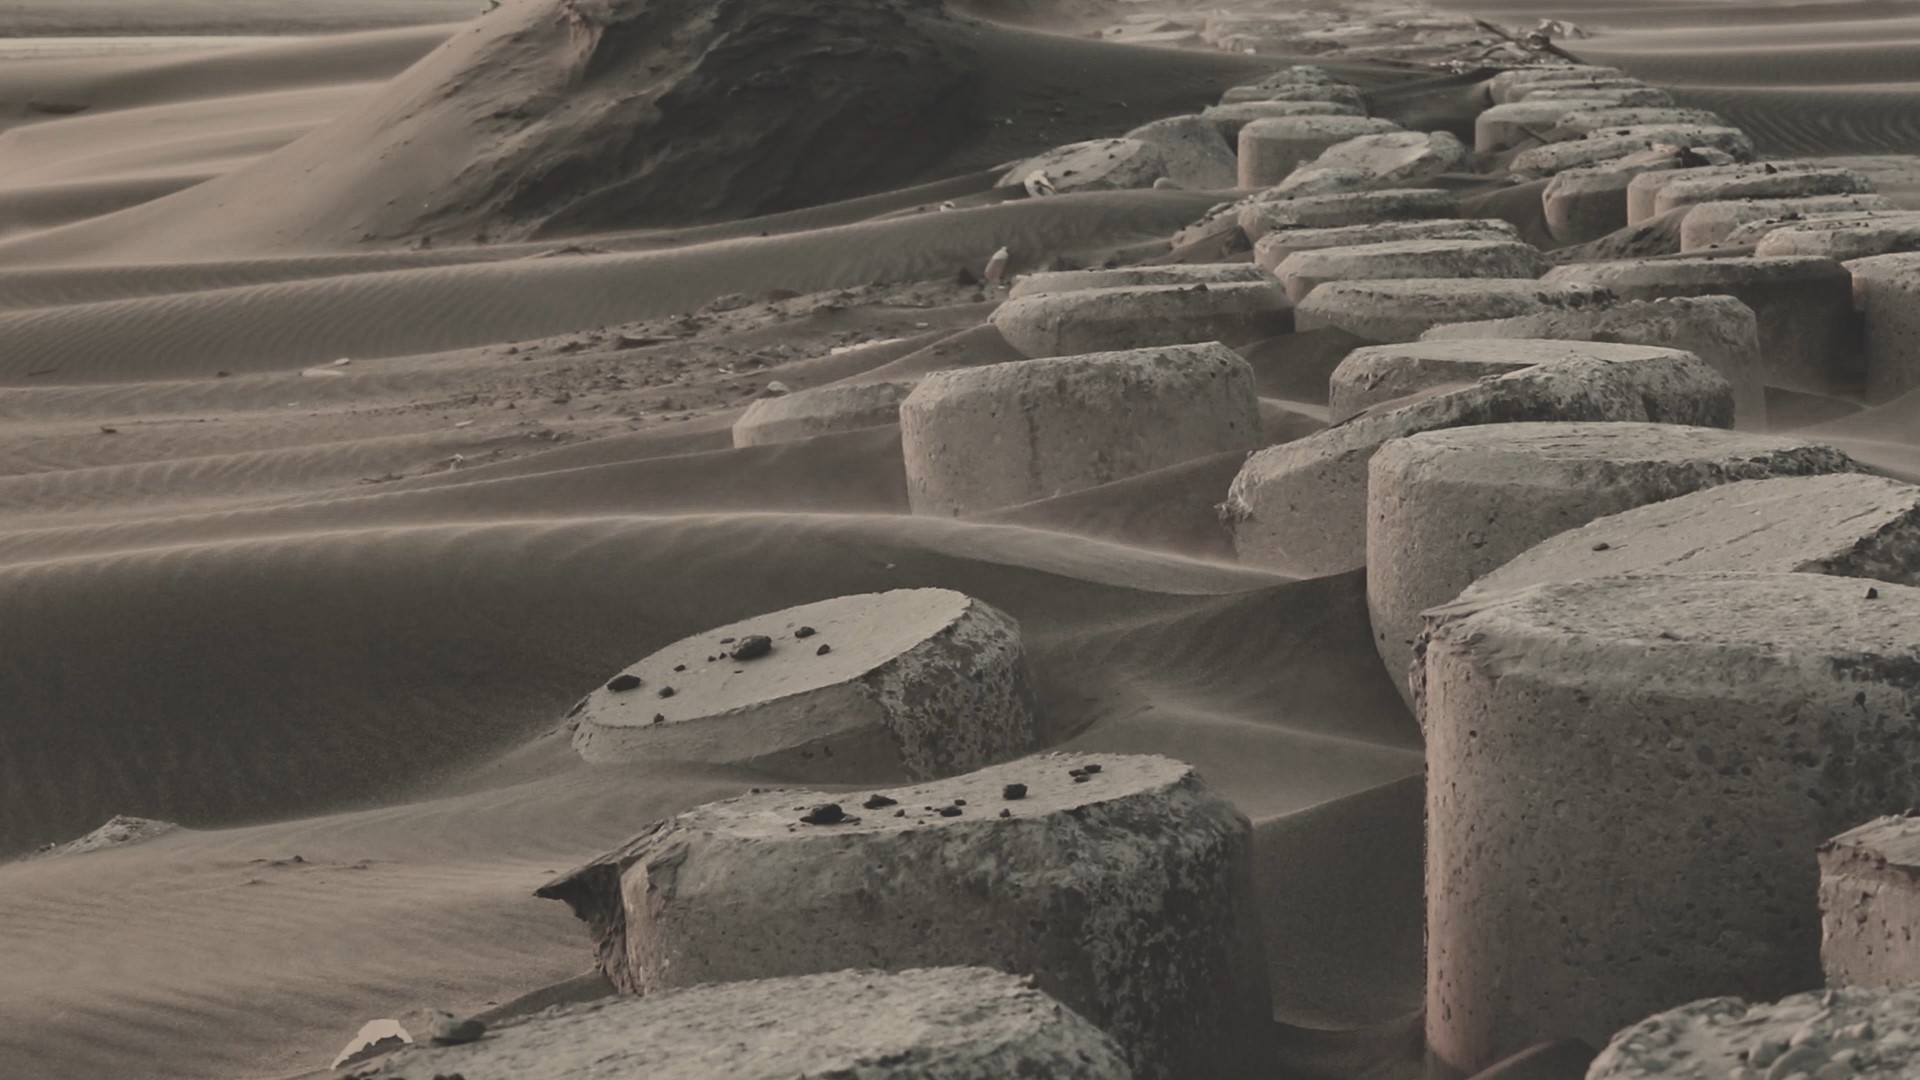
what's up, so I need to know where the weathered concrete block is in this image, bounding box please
[536,753,1271,1080]
[732,380,916,447]
[989,281,1290,358]
[1294,278,1612,343]
[1124,115,1239,190]
[1201,100,1365,141]
[1237,115,1402,188]
[1224,342,1732,574]
[1588,986,1920,1080]
[1007,263,1269,300]
[1368,423,1855,708]
[1240,188,1456,239]
[1486,66,1627,104]
[1253,218,1522,272]
[998,138,1165,194]
[901,343,1260,516]
[1276,130,1467,194]
[573,589,1037,779]
[1549,107,1727,140]
[1475,99,1620,153]
[1540,147,1693,245]
[1542,256,1858,392]
[1510,126,1755,176]
[1747,210,1920,259]
[1425,573,1920,1076]
[1821,815,1920,988]
[1219,82,1367,109]
[1327,341,1535,425]
[1458,473,1920,607]
[1422,295,1769,428]
[1522,85,1674,108]
[1678,194,1897,251]
[1845,252,1920,402]
[1273,239,1549,303]
[1624,161,1858,225]
[365,967,1135,1080]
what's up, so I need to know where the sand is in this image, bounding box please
[2,0,1917,1078]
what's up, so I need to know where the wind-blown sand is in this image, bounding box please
[3,0,1920,1078]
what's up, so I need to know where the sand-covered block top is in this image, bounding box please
[1240,188,1456,237]
[1511,126,1755,176]
[537,752,1269,1080]
[1623,160,1860,222]
[1218,82,1366,108]
[1201,99,1364,138]
[1587,986,1920,1080]
[989,280,1290,357]
[365,966,1134,1080]
[732,379,916,447]
[572,588,1036,780]
[997,137,1165,193]
[1458,473,1919,606]
[1678,194,1897,251]
[1487,65,1626,103]
[1746,210,1920,259]
[1253,218,1520,270]
[1008,263,1268,300]
[1273,238,1549,303]
[1293,278,1613,343]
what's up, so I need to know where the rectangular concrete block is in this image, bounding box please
[1820,814,1920,988]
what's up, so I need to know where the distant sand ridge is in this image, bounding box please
[10,1,1920,1079]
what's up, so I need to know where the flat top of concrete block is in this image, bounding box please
[1299,278,1609,306]
[581,589,976,731]
[1204,99,1360,119]
[1009,264,1267,299]
[738,379,914,419]
[366,966,1131,1080]
[671,752,1192,840]
[1740,209,1920,246]
[1823,813,1920,869]
[995,279,1281,305]
[1240,115,1400,138]
[1281,237,1543,263]
[1556,107,1723,131]
[1588,985,1920,1080]
[1429,572,1920,660]
[1543,254,1847,284]
[1380,421,1839,477]
[911,340,1248,398]
[1257,217,1519,249]
[1845,250,1920,277]
[1421,294,1758,340]
[1460,473,1914,605]
[1626,159,1835,194]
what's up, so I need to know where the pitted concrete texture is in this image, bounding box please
[1586,986,1920,1080]
[1542,256,1858,392]
[732,379,916,447]
[1523,85,1675,107]
[535,753,1271,1080]
[1549,107,1727,139]
[1510,126,1755,176]
[1273,239,1549,303]
[1508,79,1669,105]
[1367,423,1857,711]
[365,967,1135,1080]
[1820,815,1920,988]
[1219,82,1367,108]
[1625,161,1844,224]
[1328,341,1534,424]
[1457,473,1919,609]
[1475,99,1620,153]
[1276,131,1467,194]
[901,343,1261,516]
[1487,66,1627,104]
[1201,99,1365,140]
[1747,211,1920,260]
[1424,572,1920,1076]
[989,280,1290,357]
[1678,194,1898,252]
[1421,295,1769,427]
[1240,188,1456,239]
[1650,166,1877,221]
[1008,263,1269,300]
[1293,278,1613,343]
[997,138,1165,194]
[1541,148,1694,245]
[1237,115,1403,188]
[1254,218,1522,271]
[572,589,1037,780]
[1844,253,1920,402]
[1224,342,1732,574]
[1124,115,1239,190]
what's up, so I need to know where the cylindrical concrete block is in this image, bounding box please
[1202,99,1365,140]
[1588,986,1920,1080]
[1625,161,1852,225]
[1280,130,1466,190]
[1821,815,1920,988]
[1540,149,1689,245]
[1328,342,1535,424]
[536,753,1273,1080]
[1237,116,1401,188]
[1845,252,1920,402]
[1749,210,1920,260]
[572,589,1038,779]
[901,343,1260,516]
[1254,218,1521,272]
[1421,295,1770,429]
[1678,194,1897,252]
[1549,107,1726,140]
[1522,85,1674,108]
[1293,279,1612,343]
[364,966,1136,1080]
[1542,256,1859,392]
[1424,572,1920,1076]
[1457,472,1920,606]
[1008,263,1268,300]
[997,137,1164,194]
[1512,126,1756,177]
[1486,66,1626,104]
[1240,188,1456,239]
[1225,342,1733,575]
[989,280,1291,357]
[1367,423,1856,707]
[1274,239,1549,303]
[1475,99,1617,153]
[732,380,916,447]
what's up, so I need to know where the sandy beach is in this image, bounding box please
[5,0,1920,1078]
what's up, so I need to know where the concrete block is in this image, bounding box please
[1588,986,1920,1080]
[1486,66,1627,104]
[1511,126,1755,177]
[1294,278,1612,343]
[1201,100,1366,142]
[732,380,916,447]
[1476,99,1621,153]
[1746,210,1920,259]
[1821,815,1920,987]
[1678,194,1898,251]
[1124,115,1240,190]
[1844,252,1920,402]
[1273,238,1549,303]
[998,138,1166,194]
[1276,131,1467,194]
[1625,162,1862,225]
[1253,218,1522,272]
[1008,263,1269,300]
[1549,107,1727,140]
[1240,188,1456,239]
[989,280,1290,357]
[1237,116,1402,188]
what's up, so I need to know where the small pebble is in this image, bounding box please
[894,809,906,817]
[863,794,899,810]
[426,1011,486,1046]
[1592,542,1611,552]
[658,686,676,698]
[1867,587,1881,600]
[652,714,665,725]
[673,664,686,672]
[800,804,846,826]
[1082,763,1102,774]
[1073,774,1090,784]
[953,798,967,806]
[795,626,817,639]
[720,637,735,644]
[731,635,773,661]
[817,644,832,656]
[1002,783,1028,800]
[605,673,642,693]
[938,806,963,817]
[999,809,1012,818]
